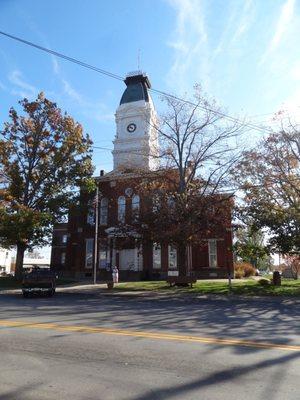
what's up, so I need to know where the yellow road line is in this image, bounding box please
[0,319,299,352]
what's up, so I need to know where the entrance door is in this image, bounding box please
[119,249,136,271]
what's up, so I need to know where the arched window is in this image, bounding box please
[87,208,95,225]
[152,193,161,213]
[132,194,140,220]
[118,196,126,223]
[167,195,175,211]
[100,198,108,225]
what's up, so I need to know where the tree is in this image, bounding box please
[0,93,94,279]
[126,86,245,277]
[233,128,300,256]
[282,254,300,279]
[233,225,271,270]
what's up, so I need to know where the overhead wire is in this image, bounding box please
[3,30,297,196]
[0,30,124,82]
[0,30,275,134]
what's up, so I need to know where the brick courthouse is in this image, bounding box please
[50,72,234,280]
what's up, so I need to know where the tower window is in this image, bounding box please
[118,196,126,223]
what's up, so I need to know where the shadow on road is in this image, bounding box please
[0,383,41,400]
[0,290,299,352]
[0,291,299,400]
[127,350,300,400]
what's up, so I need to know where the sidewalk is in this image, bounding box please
[1,282,299,305]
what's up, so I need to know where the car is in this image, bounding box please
[22,268,56,297]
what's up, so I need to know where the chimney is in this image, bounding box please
[100,170,105,176]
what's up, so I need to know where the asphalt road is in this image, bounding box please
[0,289,299,400]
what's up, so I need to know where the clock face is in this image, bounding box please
[127,123,136,133]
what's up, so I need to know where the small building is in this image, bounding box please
[0,247,13,275]
[51,72,234,280]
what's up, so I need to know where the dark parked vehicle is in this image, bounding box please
[22,268,56,297]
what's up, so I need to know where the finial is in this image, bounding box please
[138,48,141,70]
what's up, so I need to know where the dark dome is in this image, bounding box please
[120,73,151,105]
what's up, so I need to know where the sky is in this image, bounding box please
[1,0,300,173]
[1,0,300,258]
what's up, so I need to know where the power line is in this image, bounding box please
[0,30,123,82]
[91,145,300,187]
[150,88,273,134]
[247,107,300,120]
[0,30,274,134]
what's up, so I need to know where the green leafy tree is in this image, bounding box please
[233,226,271,270]
[0,93,94,279]
[233,128,300,256]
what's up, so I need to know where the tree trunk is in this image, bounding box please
[178,243,187,277]
[15,243,26,280]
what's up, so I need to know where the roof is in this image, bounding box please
[120,71,151,105]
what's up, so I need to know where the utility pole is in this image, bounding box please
[93,185,99,284]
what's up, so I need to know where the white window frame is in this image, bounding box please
[100,198,108,225]
[85,238,94,269]
[168,245,177,270]
[153,243,161,270]
[118,196,126,223]
[208,239,218,268]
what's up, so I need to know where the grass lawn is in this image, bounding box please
[115,279,300,297]
[1,276,299,297]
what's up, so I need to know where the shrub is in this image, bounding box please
[243,263,257,277]
[234,262,256,278]
[258,278,271,286]
[234,268,244,279]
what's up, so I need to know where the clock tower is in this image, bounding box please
[112,71,159,171]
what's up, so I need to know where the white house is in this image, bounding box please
[0,248,13,275]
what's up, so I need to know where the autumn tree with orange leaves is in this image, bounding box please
[0,93,94,279]
[120,86,245,277]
